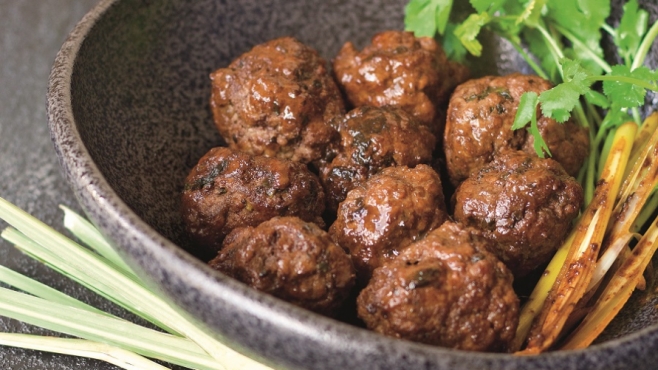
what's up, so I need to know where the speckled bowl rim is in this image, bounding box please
[46,0,658,369]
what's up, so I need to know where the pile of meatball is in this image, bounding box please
[180,31,588,352]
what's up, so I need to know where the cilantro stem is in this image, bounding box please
[585,129,596,205]
[588,75,658,91]
[537,24,565,66]
[631,20,658,70]
[632,107,642,125]
[586,101,603,127]
[601,23,615,37]
[509,39,549,80]
[553,24,612,74]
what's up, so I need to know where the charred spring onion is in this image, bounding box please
[406,0,658,353]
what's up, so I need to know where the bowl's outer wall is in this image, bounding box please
[48,0,658,369]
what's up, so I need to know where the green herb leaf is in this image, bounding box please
[512,91,539,130]
[516,0,547,27]
[530,115,552,158]
[454,12,490,56]
[470,0,506,14]
[538,58,592,122]
[512,91,550,158]
[405,0,454,36]
[546,0,609,76]
[602,65,657,108]
[615,0,649,65]
[442,21,468,62]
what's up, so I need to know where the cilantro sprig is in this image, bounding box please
[405,0,658,204]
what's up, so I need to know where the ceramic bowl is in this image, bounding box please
[47,0,658,369]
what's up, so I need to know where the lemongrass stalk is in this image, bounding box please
[598,128,658,272]
[0,199,273,370]
[598,127,617,180]
[633,190,658,232]
[0,286,224,370]
[624,112,658,182]
[0,199,176,333]
[560,215,658,349]
[520,122,636,354]
[0,265,107,316]
[0,226,177,335]
[586,233,637,292]
[60,205,138,281]
[618,122,658,202]
[0,334,169,370]
[1,228,270,370]
[511,232,574,352]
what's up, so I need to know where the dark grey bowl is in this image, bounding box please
[47,0,658,369]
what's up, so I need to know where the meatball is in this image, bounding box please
[210,37,345,164]
[329,165,448,282]
[209,217,355,315]
[443,73,589,185]
[333,30,468,135]
[357,221,519,352]
[318,106,436,211]
[181,147,325,252]
[453,150,583,277]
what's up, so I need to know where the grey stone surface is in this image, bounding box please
[0,1,125,369]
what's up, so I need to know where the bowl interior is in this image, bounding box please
[60,0,658,368]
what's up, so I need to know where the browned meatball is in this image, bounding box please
[357,221,519,352]
[318,106,436,211]
[443,73,589,185]
[333,30,468,136]
[453,151,583,277]
[210,217,355,315]
[181,147,325,252]
[329,165,448,282]
[210,37,345,164]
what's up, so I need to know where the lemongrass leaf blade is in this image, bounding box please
[0,286,225,370]
[60,205,138,281]
[0,198,273,369]
[587,233,636,292]
[56,206,274,369]
[1,227,177,335]
[0,265,108,316]
[0,334,170,370]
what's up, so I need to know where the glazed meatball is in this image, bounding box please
[453,150,583,277]
[329,165,448,282]
[333,30,468,135]
[209,217,355,315]
[357,221,519,352]
[318,106,436,211]
[443,73,589,185]
[210,37,345,164]
[181,147,325,252]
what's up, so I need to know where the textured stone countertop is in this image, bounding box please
[0,2,129,369]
